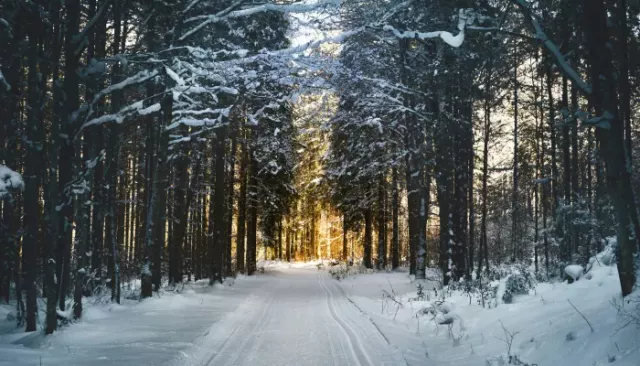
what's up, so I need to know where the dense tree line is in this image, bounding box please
[0,0,318,333]
[326,0,640,295]
[2,0,639,336]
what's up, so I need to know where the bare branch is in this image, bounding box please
[568,299,595,332]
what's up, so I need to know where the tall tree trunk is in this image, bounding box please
[399,39,419,275]
[236,127,247,273]
[479,57,492,277]
[61,0,81,316]
[546,67,559,222]
[246,151,258,275]
[391,167,400,269]
[342,215,348,261]
[152,94,172,291]
[584,0,638,296]
[107,2,123,301]
[363,207,373,269]
[211,126,227,283]
[226,126,237,275]
[23,10,43,330]
[170,126,189,285]
[468,131,475,278]
[512,65,519,262]
[376,174,386,270]
[617,0,632,165]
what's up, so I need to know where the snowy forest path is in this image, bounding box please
[173,267,407,366]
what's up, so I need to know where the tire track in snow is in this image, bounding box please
[318,273,373,366]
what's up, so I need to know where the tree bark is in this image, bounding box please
[584,0,638,296]
[236,127,248,273]
[363,207,373,269]
[391,167,400,269]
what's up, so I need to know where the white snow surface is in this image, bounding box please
[0,278,262,366]
[1,258,638,365]
[338,265,640,365]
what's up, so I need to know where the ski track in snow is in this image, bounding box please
[175,267,406,366]
[0,266,408,366]
[318,272,368,365]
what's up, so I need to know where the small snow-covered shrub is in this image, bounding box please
[415,283,426,301]
[501,266,536,304]
[328,263,372,280]
[585,240,616,273]
[477,279,499,308]
[564,264,584,283]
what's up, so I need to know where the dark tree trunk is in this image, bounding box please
[152,94,172,291]
[62,0,81,316]
[211,126,227,283]
[226,126,237,275]
[391,167,400,269]
[342,215,348,261]
[399,39,419,275]
[23,10,43,330]
[376,174,386,270]
[170,126,189,285]
[236,127,248,273]
[479,57,492,277]
[512,66,519,262]
[584,0,638,296]
[246,147,258,276]
[468,130,475,278]
[363,207,373,269]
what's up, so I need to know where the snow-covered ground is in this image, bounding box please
[1,257,638,365]
[171,264,406,366]
[337,262,640,365]
[0,276,269,366]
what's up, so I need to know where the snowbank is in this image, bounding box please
[0,276,266,366]
[338,251,640,365]
[257,259,325,271]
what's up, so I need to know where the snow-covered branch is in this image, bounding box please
[180,0,340,41]
[0,165,24,199]
[74,69,160,137]
[0,69,9,91]
[383,9,469,48]
[512,0,591,94]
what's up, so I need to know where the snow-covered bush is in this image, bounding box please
[475,278,499,308]
[500,266,536,304]
[564,264,584,283]
[585,239,616,273]
[328,263,372,280]
[415,283,426,301]
[0,165,24,199]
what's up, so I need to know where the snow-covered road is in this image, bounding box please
[0,266,410,366]
[173,268,407,366]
